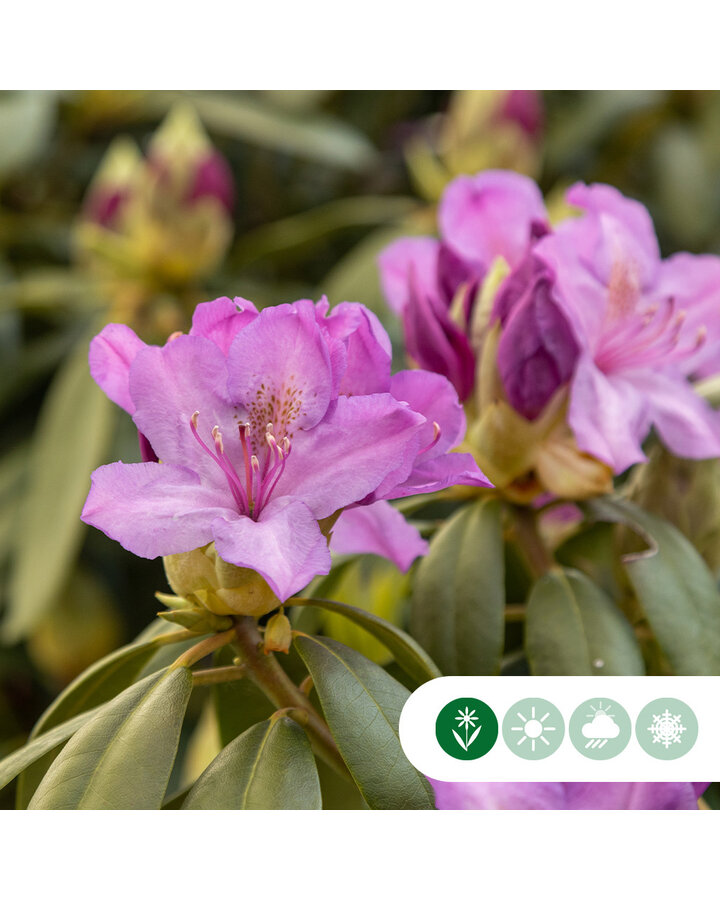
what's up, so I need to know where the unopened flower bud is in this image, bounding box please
[494,254,579,420]
[263,610,292,655]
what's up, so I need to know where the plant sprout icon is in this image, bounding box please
[582,701,619,749]
[510,705,557,752]
[453,707,482,751]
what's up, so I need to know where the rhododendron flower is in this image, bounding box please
[536,183,720,472]
[382,170,720,477]
[379,170,575,418]
[430,780,708,810]
[82,297,489,601]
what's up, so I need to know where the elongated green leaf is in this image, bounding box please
[526,568,645,675]
[316,759,369,810]
[287,595,440,685]
[588,497,720,674]
[295,634,434,810]
[410,499,505,675]
[29,668,192,809]
[16,630,200,808]
[183,716,321,810]
[5,333,114,641]
[0,707,101,791]
[145,91,378,172]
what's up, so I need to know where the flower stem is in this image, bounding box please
[232,616,350,780]
[170,627,236,670]
[512,505,555,579]
[192,664,246,686]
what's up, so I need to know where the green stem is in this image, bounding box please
[232,617,350,780]
[170,628,236,670]
[192,664,246,686]
[512,505,555,579]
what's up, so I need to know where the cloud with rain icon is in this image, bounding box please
[582,703,620,749]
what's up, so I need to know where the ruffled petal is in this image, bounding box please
[277,394,425,519]
[129,335,241,485]
[211,496,331,602]
[429,780,567,810]
[564,182,660,287]
[568,355,648,473]
[81,462,228,558]
[625,370,720,460]
[324,302,391,395]
[382,452,492,500]
[330,501,428,571]
[189,296,259,354]
[226,302,335,447]
[389,369,466,457]
[88,323,148,414]
[439,170,547,270]
[378,236,440,314]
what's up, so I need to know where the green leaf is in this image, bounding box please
[5,333,114,641]
[316,759,369,810]
[16,630,200,807]
[0,707,101,791]
[410,498,505,675]
[29,668,192,809]
[294,634,434,810]
[145,91,378,172]
[287,594,440,685]
[587,497,720,674]
[183,716,321,810]
[526,568,645,675]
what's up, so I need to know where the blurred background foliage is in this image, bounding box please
[3,89,720,808]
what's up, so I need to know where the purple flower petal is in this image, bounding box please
[129,335,240,485]
[430,781,703,809]
[189,296,259,354]
[568,355,648,472]
[383,452,492,499]
[330,501,428,572]
[439,170,547,270]
[389,369,467,458]
[226,302,336,446]
[325,302,391,396]
[81,461,228,558]
[624,370,720,460]
[211,496,331,602]
[402,272,477,402]
[378,237,440,314]
[89,323,148,414]
[278,394,425,519]
[564,182,660,287]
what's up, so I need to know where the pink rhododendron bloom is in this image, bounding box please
[382,170,720,474]
[379,170,577,418]
[82,297,489,600]
[430,780,708,810]
[536,183,720,471]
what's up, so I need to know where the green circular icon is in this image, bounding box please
[569,697,631,760]
[635,698,698,760]
[435,697,498,760]
[502,698,565,759]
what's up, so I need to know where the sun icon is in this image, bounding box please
[510,704,557,752]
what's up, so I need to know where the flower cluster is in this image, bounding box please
[82,296,489,609]
[380,170,720,498]
[75,105,234,289]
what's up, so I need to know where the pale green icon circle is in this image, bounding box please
[569,698,631,760]
[636,698,698,760]
[502,698,565,759]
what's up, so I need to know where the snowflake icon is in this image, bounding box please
[648,708,687,749]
